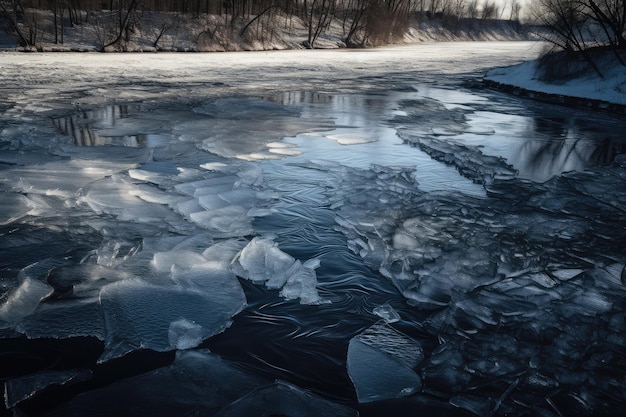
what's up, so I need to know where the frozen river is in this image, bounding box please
[1,42,626,416]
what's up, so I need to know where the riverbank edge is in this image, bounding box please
[0,11,531,53]
[482,78,626,115]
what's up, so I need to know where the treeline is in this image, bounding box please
[532,0,625,78]
[1,0,524,51]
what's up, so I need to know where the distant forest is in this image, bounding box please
[1,0,524,51]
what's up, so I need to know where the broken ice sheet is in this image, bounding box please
[215,381,358,417]
[3,159,141,200]
[325,150,626,411]
[77,175,183,225]
[0,277,54,324]
[0,193,35,225]
[4,369,92,408]
[347,321,423,403]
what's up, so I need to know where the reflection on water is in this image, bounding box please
[458,103,626,182]
[52,105,169,148]
[51,89,626,185]
[517,136,626,181]
[514,110,626,181]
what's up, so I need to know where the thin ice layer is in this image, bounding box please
[99,268,246,362]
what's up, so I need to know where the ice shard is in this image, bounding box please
[347,322,423,403]
[373,303,401,323]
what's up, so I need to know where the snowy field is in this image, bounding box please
[1,42,626,416]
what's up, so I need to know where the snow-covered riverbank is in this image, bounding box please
[484,54,626,112]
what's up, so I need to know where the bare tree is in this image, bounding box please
[480,0,499,20]
[583,0,626,49]
[0,0,39,48]
[302,0,335,48]
[532,0,605,77]
[467,0,480,19]
[340,0,370,46]
[509,0,522,21]
[92,0,142,50]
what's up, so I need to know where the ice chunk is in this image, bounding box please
[373,303,401,323]
[280,260,325,305]
[99,273,245,362]
[77,175,183,225]
[326,130,379,145]
[174,176,235,197]
[45,264,130,298]
[231,237,326,304]
[356,321,424,368]
[95,239,142,268]
[128,183,184,206]
[202,239,248,269]
[171,264,242,295]
[347,322,423,403]
[0,193,34,225]
[4,160,138,199]
[347,338,422,403]
[215,381,358,417]
[175,198,204,216]
[127,168,170,185]
[550,268,584,281]
[0,278,54,324]
[267,142,302,156]
[189,205,254,237]
[396,134,517,183]
[4,370,92,408]
[230,237,294,286]
[151,250,208,272]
